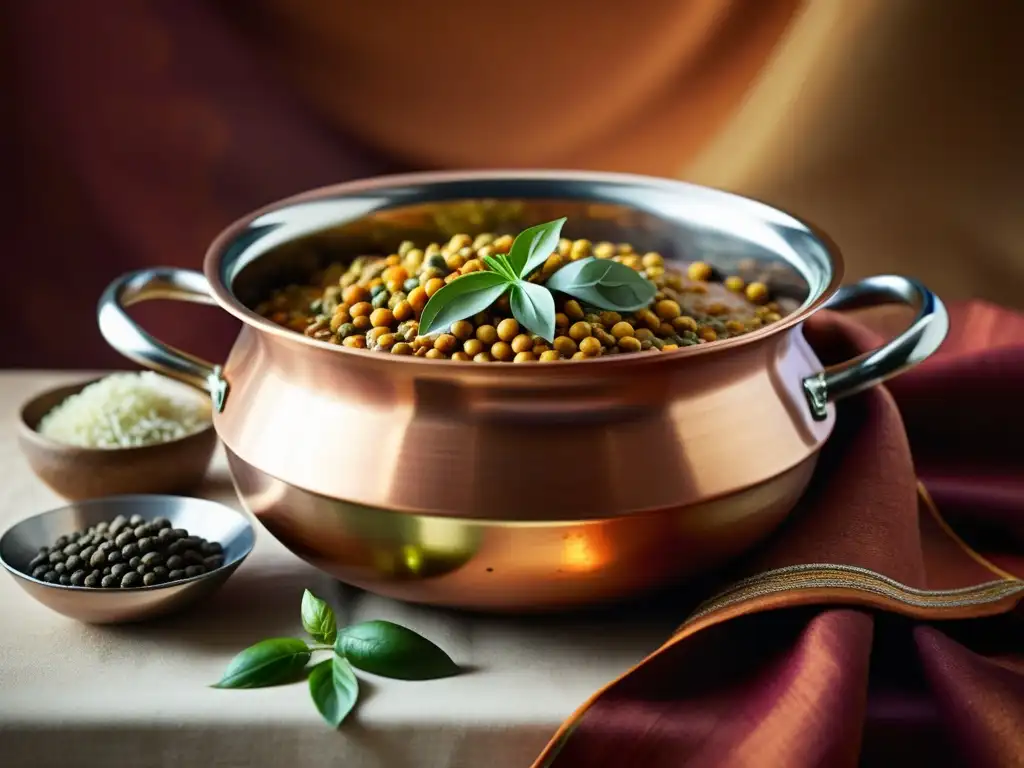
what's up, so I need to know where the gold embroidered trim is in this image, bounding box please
[681,562,1024,630]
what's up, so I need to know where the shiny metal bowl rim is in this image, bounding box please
[0,494,255,593]
[202,169,846,368]
[17,376,216,456]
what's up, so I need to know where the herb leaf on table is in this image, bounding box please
[212,637,312,689]
[212,590,460,727]
[335,619,460,680]
[308,656,360,728]
[301,589,337,645]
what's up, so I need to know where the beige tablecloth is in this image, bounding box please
[0,372,677,768]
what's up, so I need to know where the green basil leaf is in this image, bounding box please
[544,257,656,312]
[510,281,556,343]
[418,270,511,336]
[300,589,337,645]
[335,620,460,680]
[507,218,566,278]
[481,254,518,281]
[308,656,359,728]
[212,638,311,689]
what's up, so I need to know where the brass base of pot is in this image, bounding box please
[227,448,817,611]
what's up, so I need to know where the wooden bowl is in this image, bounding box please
[18,378,218,500]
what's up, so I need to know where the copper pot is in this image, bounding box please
[98,171,948,610]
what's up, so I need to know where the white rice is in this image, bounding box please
[37,372,212,449]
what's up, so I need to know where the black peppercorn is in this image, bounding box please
[28,553,48,570]
[140,551,164,567]
[110,563,130,579]
[183,550,205,566]
[33,517,225,589]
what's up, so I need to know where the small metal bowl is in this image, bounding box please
[0,495,255,624]
[18,377,218,500]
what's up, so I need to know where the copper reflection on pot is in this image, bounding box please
[227,447,815,610]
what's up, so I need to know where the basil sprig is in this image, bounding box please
[417,218,656,342]
[213,589,459,727]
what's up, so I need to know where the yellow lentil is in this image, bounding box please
[511,334,534,354]
[475,324,498,344]
[579,337,602,357]
[553,336,577,356]
[569,321,592,341]
[610,321,634,339]
[497,318,519,342]
[687,262,713,281]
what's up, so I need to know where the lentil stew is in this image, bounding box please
[256,232,794,362]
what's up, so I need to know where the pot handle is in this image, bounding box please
[802,275,949,421]
[97,268,229,411]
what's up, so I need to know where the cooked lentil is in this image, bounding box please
[255,232,793,362]
[25,514,225,589]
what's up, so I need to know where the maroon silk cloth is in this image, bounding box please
[535,302,1024,768]
[2,0,391,369]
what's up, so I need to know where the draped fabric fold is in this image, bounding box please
[534,303,1024,768]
